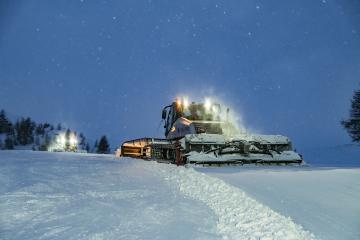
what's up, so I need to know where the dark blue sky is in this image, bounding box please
[0,0,359,150]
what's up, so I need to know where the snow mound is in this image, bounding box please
[146,162,316,240]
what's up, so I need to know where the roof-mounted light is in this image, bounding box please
[204,98,212,111]
[183,97,189,108]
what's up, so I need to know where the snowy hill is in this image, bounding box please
[1,150,359,239]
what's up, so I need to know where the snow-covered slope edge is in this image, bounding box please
[146,162,316,240]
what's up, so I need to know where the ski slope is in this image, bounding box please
[198,167,360,240]
[0,151,219,240]
[0,150,359,239]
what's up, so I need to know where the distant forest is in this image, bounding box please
[0,109,110,153]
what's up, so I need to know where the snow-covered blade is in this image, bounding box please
[182,133,303,165]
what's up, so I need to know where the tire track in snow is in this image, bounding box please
[146,162,316,240]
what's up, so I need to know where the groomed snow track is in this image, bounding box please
[146,161,315,240]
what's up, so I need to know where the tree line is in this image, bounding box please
[0,110,110,153]
[0,110,38,149]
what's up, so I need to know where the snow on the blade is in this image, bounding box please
[146,162,316,240]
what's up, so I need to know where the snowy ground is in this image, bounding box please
[198,167,360,240]
[0,149,359,239]
[0,151,219,240]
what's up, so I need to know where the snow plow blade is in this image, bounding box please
[181,134,304,166]
[185,152,303,166]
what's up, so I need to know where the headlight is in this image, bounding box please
[183,97,189,108]
[58,135,66,146]
[70,136,78,146]
[204,98,212,111]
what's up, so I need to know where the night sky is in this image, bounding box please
[0,0,359,150]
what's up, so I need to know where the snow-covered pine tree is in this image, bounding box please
[342,89,360,142]
[97,136,110,154]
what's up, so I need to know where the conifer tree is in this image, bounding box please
[35,124,44,136]
[0,110,12,134]
[16,117,35,145]
[342,89,360,142]
[79,133,87,150]
[97,136,110,154]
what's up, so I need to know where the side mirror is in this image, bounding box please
[161,109,167,120]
